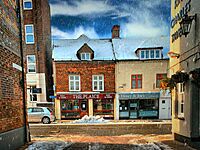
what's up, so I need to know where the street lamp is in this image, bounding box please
[179,14,196,37]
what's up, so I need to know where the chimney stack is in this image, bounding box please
[111,25,120,38]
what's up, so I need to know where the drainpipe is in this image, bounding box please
[16,0,30,143]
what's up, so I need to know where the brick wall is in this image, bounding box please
[55,61,115,93]
[23,0,53,100]
[0,48,24,133]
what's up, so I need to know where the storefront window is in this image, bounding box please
[61,100,79,110]
[139,99,158,110]
[93,99,114,116]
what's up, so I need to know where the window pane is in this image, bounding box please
[132,80,136,89]
[94,76,97,80]
[81,53,85,59]
[70,81,74,90]
[150,50,154,58]
[146,50,149,58]
[28,55,35,63]
[75,81,79,90]
[24,2,32,9]
[75,76,79,80]
[99,76,102,80]
[156,50,160,58]
[141,51,145,58]
[26,26,33,33]
[93,81,97,90]
[137,75,142,79]
[28,65,35,72]
[132,75,136,79]
[70,76,74,80]
[86,53,90,59]
[26,35,34,43]
[138,80,142,88]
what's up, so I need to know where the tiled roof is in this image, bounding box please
[53,34,169,61]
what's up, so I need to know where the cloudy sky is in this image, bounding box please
[49,0,171,39]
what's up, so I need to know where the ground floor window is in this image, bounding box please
[61,100,88,119]
[93,99,114,117]
[119,99,159,119]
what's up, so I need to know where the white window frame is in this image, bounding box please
[155,50,161,59]
[177,82,184,117]
[81,53,91,60]
[92,75,104,91]
[69,75,80,91]
[27,55,36,73]
[23,0,33,10]
[25,24,34,44]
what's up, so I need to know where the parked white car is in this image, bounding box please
[27,107,55,124]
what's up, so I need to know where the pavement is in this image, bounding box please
[18,120,197,150]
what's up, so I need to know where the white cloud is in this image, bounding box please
[121,22,168,38]
[117,2,169,38]
[50,0,115,16]
[51,26,99,39]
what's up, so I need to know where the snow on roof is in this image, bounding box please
[53,35,114,61]
[53,34,169,61]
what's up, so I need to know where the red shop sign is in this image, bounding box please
[57,93,115,100]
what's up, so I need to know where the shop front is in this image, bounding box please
[119,92,160,119]
[56,93,115,119]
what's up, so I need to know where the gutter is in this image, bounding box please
[16,0,30,143]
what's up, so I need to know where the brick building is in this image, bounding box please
[53,26,170,120]
[0,0,28,149]
[53,35,115,119]
[22,0,53,107]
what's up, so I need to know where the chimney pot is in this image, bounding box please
[111,25,120,39]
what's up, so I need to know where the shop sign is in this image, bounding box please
[119,93,160,100]
[171,0,191,42]
[57,93,115,100]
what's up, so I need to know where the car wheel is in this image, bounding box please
[42,117,50,124]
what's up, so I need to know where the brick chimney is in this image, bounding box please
[111,25,120,38]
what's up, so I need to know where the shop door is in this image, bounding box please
[80,100,88,117]
[129,100,138,119]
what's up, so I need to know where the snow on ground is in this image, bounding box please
[71,115,109,124]
[26,141,173,150]
[26,141,72,150]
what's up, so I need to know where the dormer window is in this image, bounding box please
[81,53,91,60]
[137,48,162,60]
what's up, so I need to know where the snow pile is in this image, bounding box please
[26,141,72,150]
[72,115,109,124]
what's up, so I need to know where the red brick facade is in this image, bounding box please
[23,0,53,101]
[0,0,26,135]
[0,48,24,133]
[55,61,115,93]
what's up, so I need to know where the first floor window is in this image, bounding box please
[69,75,80,91]
[92,75,104,91]
[131,74,142,89]
[24,0,32,9]
[156,74,167,88]
[25,24,34,44]
[27,55,36,73]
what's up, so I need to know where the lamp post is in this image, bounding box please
[179,14,196,37]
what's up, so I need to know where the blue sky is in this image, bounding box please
[49,0,171,39]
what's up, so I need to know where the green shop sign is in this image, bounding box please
[119,93,160,100]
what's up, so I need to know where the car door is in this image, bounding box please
[32,108,44,122]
